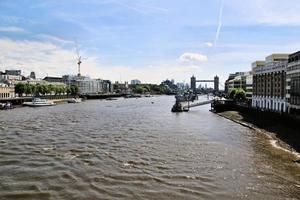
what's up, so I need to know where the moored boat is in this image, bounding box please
[67,98,82,103]
[23,98,56,107]
[0,102,16,110]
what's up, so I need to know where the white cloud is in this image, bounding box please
[205,42,213,48]
[0,38,204,84]
[0,26,25,33]
[179,53,208,62]
[228,0,300,26]
[0,38,76,77]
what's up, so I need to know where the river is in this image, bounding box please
[0,96,299,200]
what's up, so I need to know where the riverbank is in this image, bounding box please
[213,110,300,162]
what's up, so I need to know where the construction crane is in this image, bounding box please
[75,40,86,77]
[75,42,82,77]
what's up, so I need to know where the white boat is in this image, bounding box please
[23,98,56,107]
[67,98,82,103]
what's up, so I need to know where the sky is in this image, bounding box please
[0,0,300,86]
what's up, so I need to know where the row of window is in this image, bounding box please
[0,93,11,98]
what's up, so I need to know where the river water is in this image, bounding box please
[0,96,300,200]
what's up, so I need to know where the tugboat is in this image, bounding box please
[23,98,56,107]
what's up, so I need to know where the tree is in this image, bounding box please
[41,85,49,95]
[48,84,55,95]
[24,84,32,96]
[35,84,43,96]
[61,86,66,95]
[66,86,71,96]
[31,85,36,96]
[229,89,237,99]
[15,83,25,97]
[234,88,246,101]
[135,86,145,94]
[70,85,79,96]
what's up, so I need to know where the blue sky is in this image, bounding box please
[0,0,300,85]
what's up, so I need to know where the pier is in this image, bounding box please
[171,95,214,112]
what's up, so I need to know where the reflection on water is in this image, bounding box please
[0,96,299,200]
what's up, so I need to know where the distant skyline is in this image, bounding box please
[1,0,300,85]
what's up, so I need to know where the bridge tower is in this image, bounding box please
[214,75,219,92]
[191,75,196,93]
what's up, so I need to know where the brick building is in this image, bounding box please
[252,54,289,112]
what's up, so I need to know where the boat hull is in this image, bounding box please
[23,103,56,107]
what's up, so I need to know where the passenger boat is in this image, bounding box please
[67,98,82,103]
[23,98,56,107]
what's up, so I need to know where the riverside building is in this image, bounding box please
[63,75,111,95]
[252,54,289,112]
[286,51,300,114]
[0,84,15,99]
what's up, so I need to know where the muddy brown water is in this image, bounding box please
[0,96,299,200]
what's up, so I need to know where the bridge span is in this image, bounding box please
[171,95,214,112]
[182,99,213,110]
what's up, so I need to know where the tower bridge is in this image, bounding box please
[191,75,219,93]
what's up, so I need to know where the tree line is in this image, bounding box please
[130,84,171,94]
[14,83,79,97]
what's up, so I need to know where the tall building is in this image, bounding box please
[29,72,36,79]
[252,54,289,112]
[130,79,141,85]
[286,51,300,114]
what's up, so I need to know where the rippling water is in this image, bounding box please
[0,96,300,200]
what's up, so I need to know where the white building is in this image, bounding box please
[63,75,111,95]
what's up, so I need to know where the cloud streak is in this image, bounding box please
[0,26,25,33]
[214,0,225,47]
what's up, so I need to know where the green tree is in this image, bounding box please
[35,84,43,96]
[66,86,71,96]
[48,84,55,95]
[229,89,237,99]
[234,88,246,101]
[61,86,66,95]
[15,83,25,97]
[70,85,79,96]
[24,84,32,96]
[135,86,145,94]
[41,85,48,95]
[31,85,36,96]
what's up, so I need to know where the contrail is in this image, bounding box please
[214,0,225,47]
